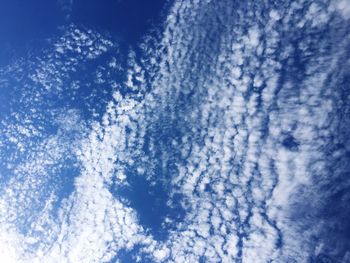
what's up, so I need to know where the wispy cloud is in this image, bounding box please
[58,0,73,21]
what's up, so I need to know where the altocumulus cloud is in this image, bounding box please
[0,0,350,262]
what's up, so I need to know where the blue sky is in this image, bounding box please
[0,0,349,262]
[0,0,165,65]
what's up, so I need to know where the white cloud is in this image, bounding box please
[1,0,348,262]
[334,0,350,19]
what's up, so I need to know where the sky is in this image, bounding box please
[0,0,350,263]
[0,0,165,65]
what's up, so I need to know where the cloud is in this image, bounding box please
[58,0,73,21]
[334,0,350,19]
[1,0,350,262]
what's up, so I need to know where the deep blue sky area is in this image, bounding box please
[0,0,166,65]
[0,0,63,65]
[71,0,166,42]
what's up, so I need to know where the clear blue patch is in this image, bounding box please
[282,134,299,151]
[113,246,154,263]
[0,0,65,66]
[70,0,167,45]
[113,171,185,241]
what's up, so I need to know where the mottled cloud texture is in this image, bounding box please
[0,0,349,262]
